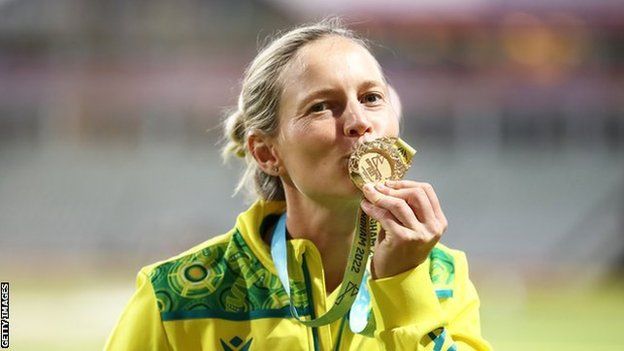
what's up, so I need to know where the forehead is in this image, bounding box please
[281,35,385,88]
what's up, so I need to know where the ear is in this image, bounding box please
[247,130,281,176]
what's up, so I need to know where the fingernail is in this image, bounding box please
[375,182,385,191]
[385,180,396,186]
[363,183,374,192]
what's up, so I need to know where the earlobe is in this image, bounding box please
[247,131,281,176]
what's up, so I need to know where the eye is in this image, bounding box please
[360,93,383,106]
[308,102,329,114]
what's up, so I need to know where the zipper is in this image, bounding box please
[333,316,347,351]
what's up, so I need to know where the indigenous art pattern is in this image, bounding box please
[150,231,310,321]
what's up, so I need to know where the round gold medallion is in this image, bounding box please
[348,137,416,190]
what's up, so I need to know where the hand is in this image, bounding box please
[360,180,448,279]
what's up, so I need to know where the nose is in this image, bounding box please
[343,102,373,137]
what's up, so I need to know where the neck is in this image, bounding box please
[283,188,360,293]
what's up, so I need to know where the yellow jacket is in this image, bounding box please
[105,200,492,350]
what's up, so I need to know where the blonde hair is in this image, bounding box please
[222,19,368,201]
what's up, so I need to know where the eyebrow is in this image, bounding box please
[360,80,385,91]
[296,80,386,112]
[296,88,336,112]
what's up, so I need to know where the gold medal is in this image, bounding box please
[348,137,416,190]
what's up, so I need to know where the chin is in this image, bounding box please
[311,179,360,203]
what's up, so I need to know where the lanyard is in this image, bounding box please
[270,211,377,334]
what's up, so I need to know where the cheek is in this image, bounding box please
[280,120,338,166]
[374,110,400,137]
[288,119,337,149]
[391,119,400,135]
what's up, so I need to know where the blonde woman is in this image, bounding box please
[106,19,491,351]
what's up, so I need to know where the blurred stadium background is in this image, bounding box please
[0,0,623,350]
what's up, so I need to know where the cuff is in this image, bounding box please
[368,258,445,331]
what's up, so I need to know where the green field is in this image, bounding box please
[480,280,624,350]
[4,274,624,350]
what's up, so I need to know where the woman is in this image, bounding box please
[106,20,491,351]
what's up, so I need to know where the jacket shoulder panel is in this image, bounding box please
[145,230,310,321]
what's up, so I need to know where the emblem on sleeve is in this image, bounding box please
[220,336,253,351]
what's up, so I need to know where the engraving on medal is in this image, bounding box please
[348,137,416,190]
[360,153,392,183]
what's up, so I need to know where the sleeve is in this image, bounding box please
[104,268,171,351]
[367,253,492,351]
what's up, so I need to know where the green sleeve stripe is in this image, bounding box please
[161,306,311,321]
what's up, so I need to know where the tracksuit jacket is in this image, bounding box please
[105,200,492,350]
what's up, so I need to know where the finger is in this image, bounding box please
[385,180,447,227]
[362,183,384,204]
[363,185,419,229]
[384,179,423,189]
[361,200,406,243]
[422,184,448,229]
[363,184,419,229]
[376,183,436,225]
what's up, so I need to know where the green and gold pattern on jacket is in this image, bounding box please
[429,247,455,298]
[151,231,311,321]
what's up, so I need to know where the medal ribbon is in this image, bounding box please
[270,209,378,330]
